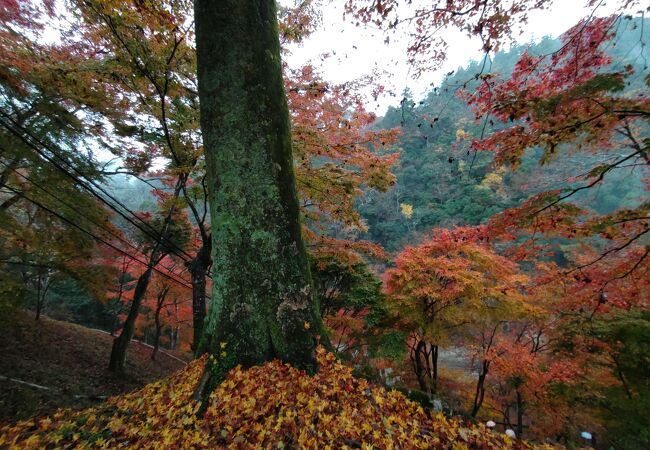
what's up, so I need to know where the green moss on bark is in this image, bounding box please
[194,0,325,376]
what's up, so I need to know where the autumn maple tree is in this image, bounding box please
[470,13,649,311]
[2,0,649,447]
[343,0,648,443]
[138,262,192,359]
[346,0,554,77]
[462,15,648,440]
[0,0,119,320]
[384,226,532,395]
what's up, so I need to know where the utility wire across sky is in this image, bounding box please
[0,183,197,291]
[0,110,198,265]
[0,111,214,295]
[0,111,212,282]
[0,157,192,287]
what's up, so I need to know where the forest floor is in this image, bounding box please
[0,310,188,423]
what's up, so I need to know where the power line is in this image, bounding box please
[0,111,197,264]
[1,183,197,291]
[0,115,214,297]
[0,157,190,283]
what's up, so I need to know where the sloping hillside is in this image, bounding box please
[0,310,187,422]
[1,347,557,449]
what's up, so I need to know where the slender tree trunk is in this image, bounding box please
[171,300,180,349]
[109,253,158,373]
[0,157,20,186]
[503,406,511,431]
[151,310,161,361]
[471,359,489,417]
[35,270,42,321]
[34,270,50,320]
[431,344,438,394]
[108,176,184,373]
[0,193,21,211]
[612,354,633,399]
[152,318,161,360]
[193,0,327,401]
[516,390,524,438]
[186,238,211,354]
[110,256,128,336]
[412,339,430,393]
[168,326,176,349]
[110,315,118,337]
[151,285,170,361]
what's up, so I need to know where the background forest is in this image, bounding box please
[0,1,648,449]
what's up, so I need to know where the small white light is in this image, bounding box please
[581,431,592,440]
[486,420,496,428]
[505,429,516,438]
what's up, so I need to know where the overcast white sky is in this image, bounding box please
[281,0,628,115]
[42,0,633,116]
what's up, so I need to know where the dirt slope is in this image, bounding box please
[0,310,187,423]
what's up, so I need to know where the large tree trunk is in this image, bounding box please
[194,0,325,393]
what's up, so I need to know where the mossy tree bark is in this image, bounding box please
[194,0,325,383]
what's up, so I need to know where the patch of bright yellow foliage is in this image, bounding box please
[0,348,557,449]
[400,203,414,219]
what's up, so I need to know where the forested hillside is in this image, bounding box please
[361,19,649,251]
[1,1,648,449]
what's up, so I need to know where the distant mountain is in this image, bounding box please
[359,17,649,251]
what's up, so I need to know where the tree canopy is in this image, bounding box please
[0,0,648,448]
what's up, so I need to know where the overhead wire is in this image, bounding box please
[0,183,198,291]
[0,111,195,261]
[0,110,204,270]
[0,110,217,295]
[0,157,193,286]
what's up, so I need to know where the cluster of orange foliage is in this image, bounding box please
[0,347,557,449]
